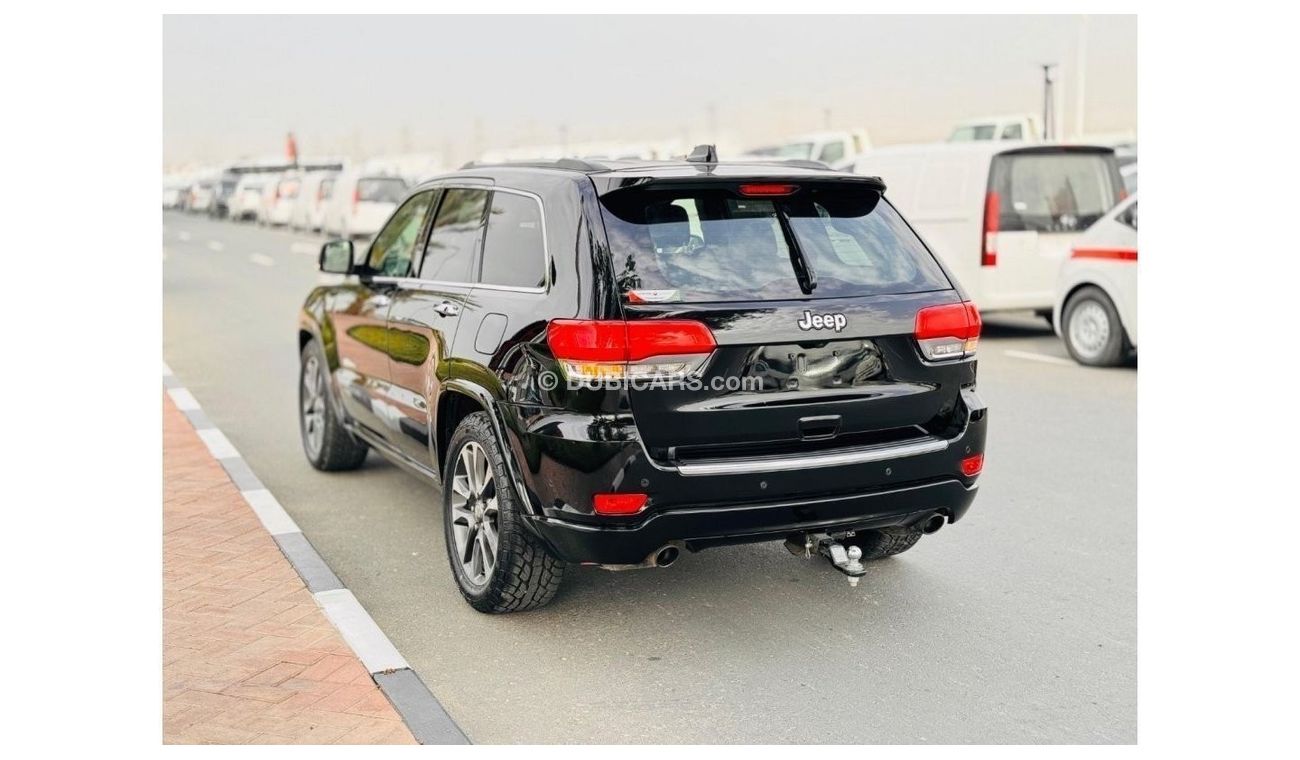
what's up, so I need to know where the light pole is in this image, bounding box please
[1041,63,1058,141]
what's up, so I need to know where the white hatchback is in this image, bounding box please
[1052,194,1138,366]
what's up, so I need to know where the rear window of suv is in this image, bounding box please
[991,151,1120,233]
[599,184,950,303]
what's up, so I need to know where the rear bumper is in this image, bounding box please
[503,388,987,565]
[527,477,977,565]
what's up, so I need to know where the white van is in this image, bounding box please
[849,142,1125,313]
[320,171,408,239]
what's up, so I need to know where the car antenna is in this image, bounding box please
[686,144,718,163]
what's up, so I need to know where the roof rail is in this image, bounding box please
[457,158,609,173]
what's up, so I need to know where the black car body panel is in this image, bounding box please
[299,157,987,566]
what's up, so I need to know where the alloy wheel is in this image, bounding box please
[301,355,326,458]
[450,441,500,587]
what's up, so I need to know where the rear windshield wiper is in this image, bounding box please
[775,208,817,294]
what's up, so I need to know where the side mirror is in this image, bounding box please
[319,240,354,274]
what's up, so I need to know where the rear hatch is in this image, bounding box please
[983,146,1124,308]
[597,178,976,465]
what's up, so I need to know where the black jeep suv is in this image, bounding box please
[298,149,987,612]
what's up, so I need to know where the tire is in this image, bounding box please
[443,412,564,613]
[1062,286,1129,367]
[299,341,368,471]
[843,526,923,561]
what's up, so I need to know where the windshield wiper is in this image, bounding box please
[775,209,817,294]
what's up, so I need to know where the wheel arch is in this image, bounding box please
[1059,275,1128,337]
[437,379,540,516]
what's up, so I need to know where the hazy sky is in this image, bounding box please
[163,14,1136,168]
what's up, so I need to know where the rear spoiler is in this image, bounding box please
[597,173,886,195]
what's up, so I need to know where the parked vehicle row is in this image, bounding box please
[166,166,408,238]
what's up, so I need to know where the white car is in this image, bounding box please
[743,130,871,169]
[227,175,267,221]
[288,171,338,232]
[260,172,301,227]
[1053,194,1138,366]
[187,181,216,213]
[162,184,184,210]
[849,142,1125,314]
[320,172,407,239]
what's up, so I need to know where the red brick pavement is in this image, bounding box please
[163,394,415,744]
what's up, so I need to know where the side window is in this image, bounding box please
[480,192,547,289]
[818,141,846,165]
[1120,201,1138,231]
[366,190,435,277]
[420,188,488,282]
[1001,123,1024,140]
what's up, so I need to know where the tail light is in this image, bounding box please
[593,493,648,516]
[546,319,716,382]
[914,302,981,361]
[981,191,999,267]
[961,453,984,477]
[739,183,799,197]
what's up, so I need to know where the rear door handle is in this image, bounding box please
[434,301,460,317]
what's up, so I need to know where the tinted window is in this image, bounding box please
[480,192,546,289]
[419,188,488,282]
[818,141,846,164]
[992,152,1120,232]
[366,190,435,277]
[600,186,949,303]
[1000,124,1024,140]
[357,178,407,203]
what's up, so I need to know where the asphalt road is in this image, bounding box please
[163,210,1136,743]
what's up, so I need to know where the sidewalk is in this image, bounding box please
[163,394,415,744]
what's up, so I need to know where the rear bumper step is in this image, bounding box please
[673,436,949,477]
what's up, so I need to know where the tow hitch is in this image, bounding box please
[785,533,867,587]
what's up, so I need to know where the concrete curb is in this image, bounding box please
[163,361,470,745]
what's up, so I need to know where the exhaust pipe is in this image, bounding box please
[921,514,946,535]
[594,544,682,571]
[653,546,680,567]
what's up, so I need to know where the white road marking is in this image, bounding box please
[167,387,200,411]
[177,231,191,242]
[291,241,318,255]
[314,589,411,673]
[207,240,225,252]
[1003,349,1077,367]
[242,488,301,536]
[249,253,275,267]
[197,428,239,460]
